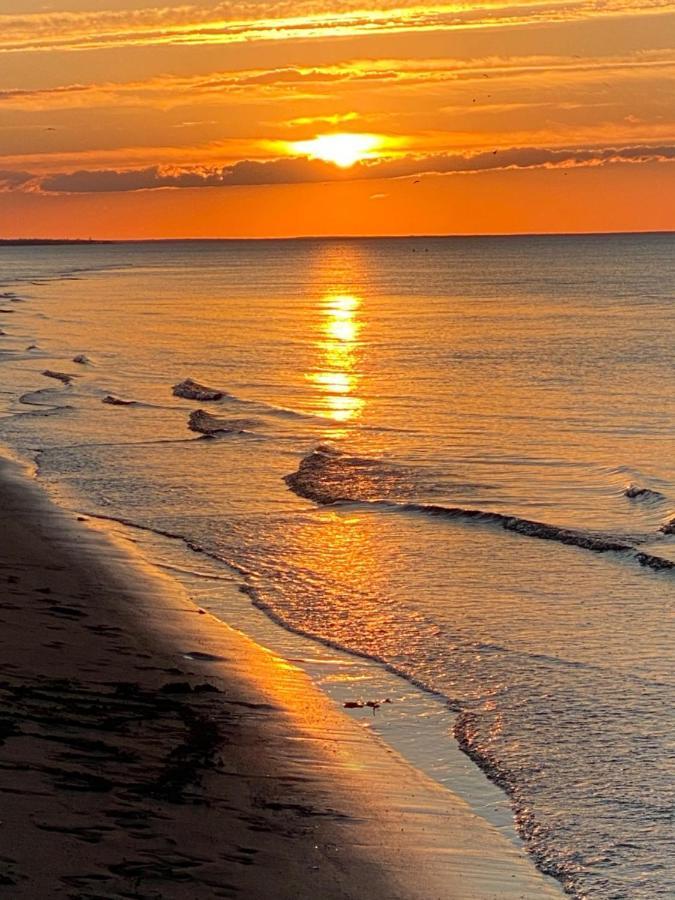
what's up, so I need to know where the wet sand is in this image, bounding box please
[0,454,563,899]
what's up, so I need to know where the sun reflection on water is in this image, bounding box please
[307,292,364,432]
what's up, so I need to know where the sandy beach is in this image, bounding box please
[0,452,564,899]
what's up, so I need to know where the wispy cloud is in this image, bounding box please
[0,0,672,55]
[283,112,360,128]
[2,50,674,112]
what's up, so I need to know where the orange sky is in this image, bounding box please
[1,0,674,237]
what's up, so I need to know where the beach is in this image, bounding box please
[0,236,673,898]
[0,453,562,898]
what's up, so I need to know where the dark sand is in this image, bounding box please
[0,455,563,899]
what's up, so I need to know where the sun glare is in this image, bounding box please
[289,133,384,168]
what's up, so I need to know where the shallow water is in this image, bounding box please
[1,235,674,898]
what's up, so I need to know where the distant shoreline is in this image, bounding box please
[0,231,673,245]
[0,239,111,246]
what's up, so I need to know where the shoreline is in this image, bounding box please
[0,453,564,898]
[89,510,534,846]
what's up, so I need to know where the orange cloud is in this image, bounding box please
[2,50,674,113]
[1,0,672,55]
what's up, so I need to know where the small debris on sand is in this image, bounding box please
[343,699,392,714]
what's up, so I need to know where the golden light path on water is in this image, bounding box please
[307,291,364,432]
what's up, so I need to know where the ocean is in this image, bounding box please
[1,234,673,898]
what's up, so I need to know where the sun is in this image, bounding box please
[288,133,385,168]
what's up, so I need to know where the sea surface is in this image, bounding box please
[1,235,674,898]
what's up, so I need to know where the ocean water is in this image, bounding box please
[0,234,674,898]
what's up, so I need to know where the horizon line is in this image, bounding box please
[1,228,674,245]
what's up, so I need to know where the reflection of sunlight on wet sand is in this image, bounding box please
[307,293,364,433]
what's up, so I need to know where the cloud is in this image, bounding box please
[379,144,675,177]
[1,50,673,121]
[30,144,675,194]
[39,158,350,192]
[0,0,672,55]
[172,120,219,129]
[283,112,359,128]
[0,169,34,189]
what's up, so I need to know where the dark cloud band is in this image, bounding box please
[29,145,675,194]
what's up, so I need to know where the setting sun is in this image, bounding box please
[288,133,385,168]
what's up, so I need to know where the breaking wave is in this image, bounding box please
[285,446,675,572]
[187,409,260,435]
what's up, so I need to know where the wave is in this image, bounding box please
[3,388,74,419]
[285,446,675,573]
[170,377,341,425]
[187,409,259,435]
[95,390,179,412]
[102,394,139,407]
[285,443,418,502]
[453,710,569,888]
[398,503,674,571]
[172,378,226,401]
[172,380,387,429]
[0,262,132,292]
[222,392,330,423]
[624,483,666,501]
[41,369,77,385]
[19,388,73,409]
